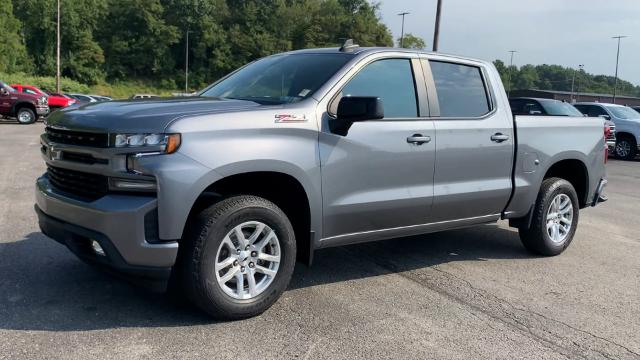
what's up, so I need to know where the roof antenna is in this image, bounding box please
[339,39,359,52]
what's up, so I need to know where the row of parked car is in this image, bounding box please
[509,97,640,160]
[0,80,111,124]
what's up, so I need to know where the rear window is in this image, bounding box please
[429,61,491,117]
[539,100,584,117]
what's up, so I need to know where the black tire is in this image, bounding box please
[16,107,37,124]
[180,195,296,320]
[518,177,580,256]
[615,135,637,160]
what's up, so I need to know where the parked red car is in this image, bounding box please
[10,84,76,110]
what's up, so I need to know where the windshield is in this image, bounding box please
[0,82,16,93]
[539,99,584,116]
[605,105,640,119]
[200,54,352,105]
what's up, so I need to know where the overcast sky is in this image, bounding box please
[377,0,640,86]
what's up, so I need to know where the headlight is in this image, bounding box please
[113,133,181,154]
[38,96,48,105]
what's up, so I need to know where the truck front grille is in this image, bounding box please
[47,165,108,201]
[45,127,109,148]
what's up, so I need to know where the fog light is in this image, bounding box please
[110,178,157,191]
[91,240,105,256]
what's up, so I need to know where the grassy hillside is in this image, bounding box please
[0,72,174,99]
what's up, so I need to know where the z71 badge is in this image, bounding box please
[274,114,307,123]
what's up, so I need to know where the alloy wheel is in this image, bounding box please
[214,221,281,300]
[545,194,573,244]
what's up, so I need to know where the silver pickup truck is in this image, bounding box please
[36,44,608,319]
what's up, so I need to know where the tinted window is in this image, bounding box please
[24,89,38,95]
[430,61,490,117]
[575,105,608,117]
[340,59,418,118]
[510,99,542,115]
[201,54,352,105]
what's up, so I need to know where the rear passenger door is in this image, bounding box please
[422,59,514,222]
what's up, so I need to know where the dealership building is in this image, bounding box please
[510,89,640,107]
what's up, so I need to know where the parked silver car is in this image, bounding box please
[575,102,640,160]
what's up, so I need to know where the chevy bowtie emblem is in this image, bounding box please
[49,147,62,161]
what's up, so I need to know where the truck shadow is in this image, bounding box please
[0,225,533,331]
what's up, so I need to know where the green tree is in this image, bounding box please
[0,1,32,73]
[398,33,426,49]
[12,0,106,84]
[493,61,640,97]
[99,0,179,80]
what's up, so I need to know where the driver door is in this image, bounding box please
[319,57,435,244]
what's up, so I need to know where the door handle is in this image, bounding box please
[491,133,510,143]
[407,134,431,145]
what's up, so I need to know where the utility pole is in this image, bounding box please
[612,35,627,104]
[56,0,61,94]
[570,64,584,103]
[398,12,410,48]
[432,0,443,51]
[185,30,191,94]
[507,50,517,97]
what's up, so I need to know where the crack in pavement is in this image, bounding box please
[347,247,639,360]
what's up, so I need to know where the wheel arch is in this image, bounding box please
[12,101,36,116]
[183,167,319,265]
[542,158,589,208]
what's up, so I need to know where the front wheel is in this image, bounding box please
[180,195,296,319]
[16,107,36,124]
[519,178,579,256]
[615,136,637,160]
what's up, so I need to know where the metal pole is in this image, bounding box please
[612,35,627,104]
[576,64,583,102]
[398,12,409,48]
[507,50,516,97]
[185,30,190,94]
[56,0,61,94]
[571,68,576,103]
[432,0,442,52]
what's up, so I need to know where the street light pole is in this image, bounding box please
[612,35,627,104]
[570,64,584,103]
[398,12,409,48]
[56,0,61,94]
[432,0,443,52]
[507,50,517,97]
[185,30,191,94]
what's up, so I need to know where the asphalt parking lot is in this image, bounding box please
[0,121,638,359]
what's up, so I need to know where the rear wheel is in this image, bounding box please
[16,107,36,124]
[519,178,579,256]
[180,195,296,319]
[615,135,637,160]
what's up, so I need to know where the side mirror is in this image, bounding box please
[336,96,384,122]
[598,114,611,120]
[0,88,8,96]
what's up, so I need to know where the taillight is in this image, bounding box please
[604,124,612,140]
[604,124,610,164]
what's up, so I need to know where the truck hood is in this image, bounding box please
[45,97,262,133]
